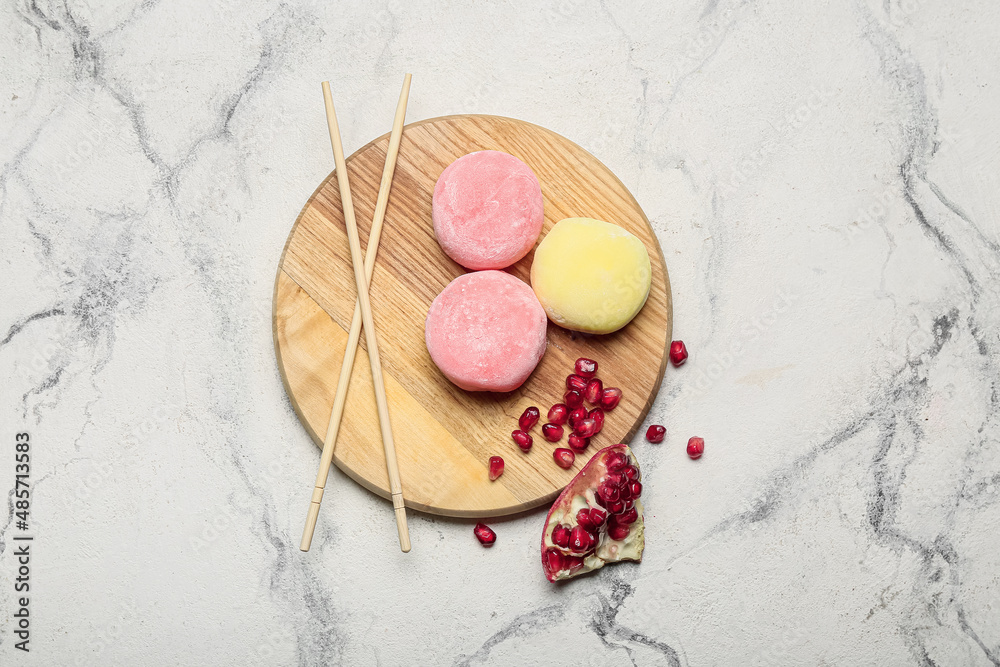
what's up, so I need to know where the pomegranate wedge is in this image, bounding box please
[541,444,645,582]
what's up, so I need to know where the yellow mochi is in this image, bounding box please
[530,217,652,334]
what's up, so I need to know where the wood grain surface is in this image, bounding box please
[273,114,672,517]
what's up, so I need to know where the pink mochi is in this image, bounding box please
[425,271,548,392]
[432,150,544,270]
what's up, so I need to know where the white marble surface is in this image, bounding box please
[2,0,999,664]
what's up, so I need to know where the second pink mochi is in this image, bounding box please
[432,150,544,270]
[425,271,547,392]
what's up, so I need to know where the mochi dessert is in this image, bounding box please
[433,150,544,270]
[531,217,651,334]
[425,270,547,392]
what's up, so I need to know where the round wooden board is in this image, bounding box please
[274,114,671,518]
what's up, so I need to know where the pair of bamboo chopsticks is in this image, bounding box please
[300,74,413,553]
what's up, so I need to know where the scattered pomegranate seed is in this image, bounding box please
[568,406,588,430]
[575,358,598,378]
[599,387,622,411]
[645,424,666,443]
[566,374,588,393]
[574,418,598,438]
[584,378,603,405]
[551,524,571,548]
[687,436,705,459]
[519,406,540,431]
[564,390,584,409]
[473,522,496,546]
[553,448,575,469]
[607,523,630,540]
[512,430,533,451]
[669,340,688,366]
[542,423,564,442]
[588,408,605,434]
[547,404,569,425]
[567,434,590,453]
[488,456,504,481]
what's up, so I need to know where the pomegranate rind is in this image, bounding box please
[541,444,645,582]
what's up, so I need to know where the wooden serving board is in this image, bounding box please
[274,114,671,517]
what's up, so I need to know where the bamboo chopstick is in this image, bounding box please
[300,76,412,553]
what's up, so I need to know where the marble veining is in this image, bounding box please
[2,0,999,664]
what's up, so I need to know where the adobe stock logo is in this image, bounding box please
[719,84,840,199]
[682,284,806,399]
[588,262,653,334]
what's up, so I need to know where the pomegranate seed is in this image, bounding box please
[598,483,620,503]
[606,499,625,514]
[547,404,569,425]
[567,434,590,453]
[512,430,533,451]
[589,508,607,526]
[473,522,496,546]
[622,498,635,512]
[564,390,584,409]
[600,387,622,411]
[687,436,705,459]
[568,406,588,429]
[619,483,633,501]
[669,340,688,366]
[607,523,630,540]
[588,408,605,434]
[542,423,564,442]
[646,424,666,444]
[488,456,504,481]
[629,481,642,497]
[546,547,583,575]
[623,464,640,481]
[553,448,575,469]
[545,548,564,572]
[606,451,628,472]
[576,508,595,530]
[519,406,540,431]
[551,524,571,548]
[569,525,595,552]
[566,374,588,393]
[584,378,603,405]
[574,418,598,438]
[575,358,598,378]
[618,507,639,525]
